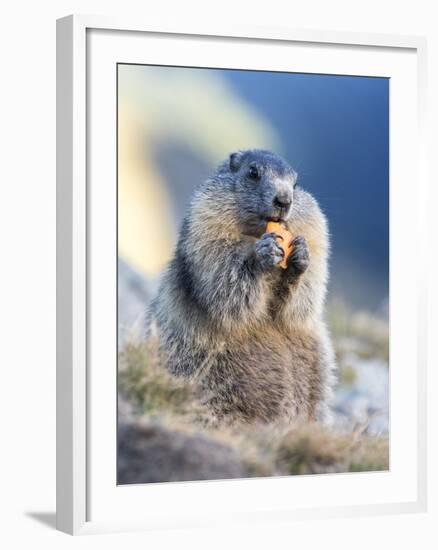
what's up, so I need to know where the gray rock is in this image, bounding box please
[117,419,248,484]
[334,356,389,435]
[118,259,153,347]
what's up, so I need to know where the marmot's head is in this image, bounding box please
[219,149,298,237]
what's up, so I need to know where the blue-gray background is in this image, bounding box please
[118,65,389,315]
[223,71,389,311]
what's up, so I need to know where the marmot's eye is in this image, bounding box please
[248,166,259,180]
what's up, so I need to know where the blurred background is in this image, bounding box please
[118,63,389,439]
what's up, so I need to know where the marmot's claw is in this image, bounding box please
[286,235,310,279]
[255,232,285,270]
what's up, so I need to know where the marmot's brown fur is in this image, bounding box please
[145,150,336,425]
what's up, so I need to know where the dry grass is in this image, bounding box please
[275,423,388,475]
[118,341,389,479]
[119,341,211,423]
[328,300,389,363]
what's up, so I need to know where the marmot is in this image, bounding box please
[145,149,336,425]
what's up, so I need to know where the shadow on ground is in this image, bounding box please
[26,511,56,530]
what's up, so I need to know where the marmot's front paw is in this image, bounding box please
[286,235,310,280]
[255,232,285,270]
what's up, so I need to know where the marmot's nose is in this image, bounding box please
[273,194,292,210]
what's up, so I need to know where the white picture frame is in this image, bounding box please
[56,14,428,535]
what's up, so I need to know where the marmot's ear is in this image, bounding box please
[292,169,299,188]
[229,151,244,172]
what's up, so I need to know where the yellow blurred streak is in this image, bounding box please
[118,65,279,277]
[118,105,174,274]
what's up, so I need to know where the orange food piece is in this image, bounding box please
[266,221,294,269]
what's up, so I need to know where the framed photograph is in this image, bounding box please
[56,15,427,535]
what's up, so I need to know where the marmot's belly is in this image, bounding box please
[199,331,322,423]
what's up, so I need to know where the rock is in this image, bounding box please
[334,356,389,435]
[118,259,153,347]
[117,418,248,484]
